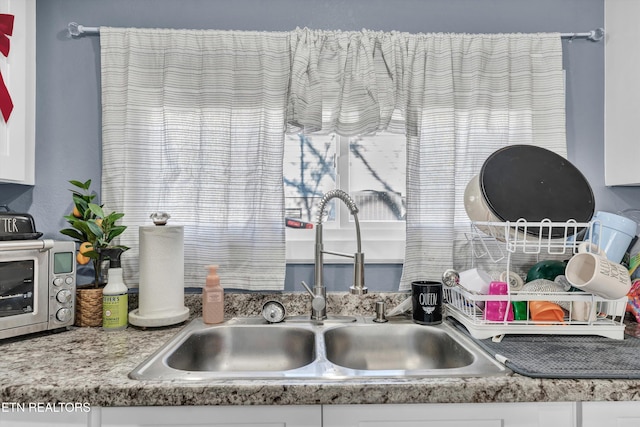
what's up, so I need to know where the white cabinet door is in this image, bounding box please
[0,0,35,185]
[0,409,89,426]
[100,405,322,427]
[582,401,640,426]
[604,0,640,186]
[323,402,577,427]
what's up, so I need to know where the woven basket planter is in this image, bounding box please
[75,287,103,327]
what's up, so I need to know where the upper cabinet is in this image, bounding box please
[605,0,640,186]
[0,0,34,185]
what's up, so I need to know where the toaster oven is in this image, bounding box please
[0,239,76,339]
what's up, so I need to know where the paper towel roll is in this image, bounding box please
[130,225,189,327]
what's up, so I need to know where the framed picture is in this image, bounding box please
[0,0,34,185]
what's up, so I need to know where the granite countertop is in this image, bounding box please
[1,292,640,407]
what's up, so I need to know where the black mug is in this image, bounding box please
[411,280,443,325]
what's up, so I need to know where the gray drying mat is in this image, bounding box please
[451,319,640,379]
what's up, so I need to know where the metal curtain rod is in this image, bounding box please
[67,22,606,42]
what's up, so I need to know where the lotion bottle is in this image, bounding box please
[102,248,128,331]
[203,265,224,324]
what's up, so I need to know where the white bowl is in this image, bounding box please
[464,174,567,243]
[464,174,502,235]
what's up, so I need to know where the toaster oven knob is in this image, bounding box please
[56,289,73,304]
[56,308,72,323]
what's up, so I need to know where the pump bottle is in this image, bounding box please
[203,265,224,324]
[101,248,128,331]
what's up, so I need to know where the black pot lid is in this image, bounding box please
[479,145,595,238]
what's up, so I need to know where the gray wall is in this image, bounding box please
[2,0,633,291]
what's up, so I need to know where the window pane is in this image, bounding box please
[349,133,406,222]
[284,133,337,223]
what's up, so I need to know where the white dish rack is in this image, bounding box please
[445,219,628,341]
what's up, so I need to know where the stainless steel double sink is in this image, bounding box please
[129,316,509,381]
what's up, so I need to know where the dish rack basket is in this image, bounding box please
[444,219,628,341]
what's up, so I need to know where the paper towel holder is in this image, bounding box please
[129,217,190,328]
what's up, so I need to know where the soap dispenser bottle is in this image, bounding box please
[203,265,224,324]
[101,248,128,331]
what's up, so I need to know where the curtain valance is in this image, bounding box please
[288,27,405,135]
[287,28,564,142]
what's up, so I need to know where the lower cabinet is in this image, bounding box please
[99,405,321,427]
[4,401,631,427]
[0,405,319,427]
[323,402,577,427]
[0,409,90,426]
[582,401,640,427]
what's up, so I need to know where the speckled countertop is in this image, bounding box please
[1,292,640,407]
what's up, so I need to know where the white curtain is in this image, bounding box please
[100,27,565,291]
[285,29,566,289]
[287,28,406,135]
[100,28,291,290]
[398,33,566,289]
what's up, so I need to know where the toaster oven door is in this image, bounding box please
[0,251,49,335]
[0,259,36,317]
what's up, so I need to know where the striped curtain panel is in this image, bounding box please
[399,33,566,289]
[100,28,291,290]
[286,29,565,289]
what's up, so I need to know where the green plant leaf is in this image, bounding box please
[72,194,92,216]
[69,179,91,190]
[71,220,98,241]
[107,225,127,241]
[86,221,104,239]
[88,203,105,218]
[106,212,125,223]
[82,249,100,260]
[60,228,85,241]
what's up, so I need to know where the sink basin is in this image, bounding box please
[324,324,474,371]
[129,317,509,381]
[167,326,315,372]
[130,320,318,380]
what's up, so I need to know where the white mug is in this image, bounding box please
[571,301,596,322]
[577,241,607,257]
[565,252,631,300]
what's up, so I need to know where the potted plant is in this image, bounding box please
[60,179,128,326]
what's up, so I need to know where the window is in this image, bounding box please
[284,132,406,263]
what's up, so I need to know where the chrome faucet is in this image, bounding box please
[301,189,367,320]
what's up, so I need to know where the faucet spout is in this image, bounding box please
[306,190,367,320]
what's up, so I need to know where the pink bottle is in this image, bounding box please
[484,281,514,321]
[203,265,224,324]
